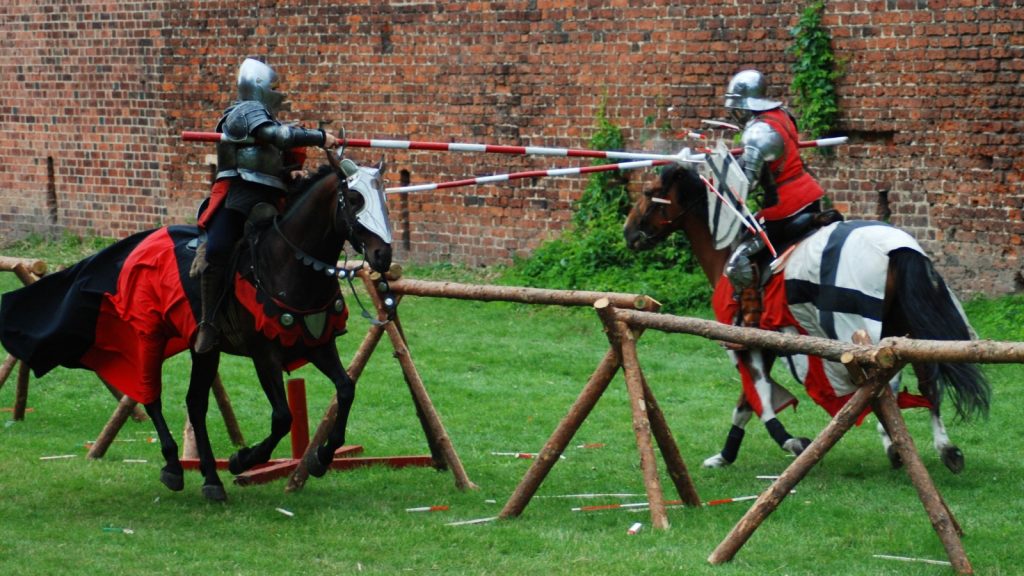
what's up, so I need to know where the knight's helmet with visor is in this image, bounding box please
[237,58,285,113]
[724,69,781,124]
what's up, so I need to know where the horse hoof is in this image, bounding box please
[702,453,731,468]
[203,484,228,502]
[228,450,248,475]
[941,446,964,474]
[160,470,185,492]
[886,444,904,469]
[304,449,328,478]
[783,437,811,456]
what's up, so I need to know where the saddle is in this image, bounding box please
[739,209,845,328]
[187,202,279,279]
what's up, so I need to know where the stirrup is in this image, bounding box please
[193,321,220,354]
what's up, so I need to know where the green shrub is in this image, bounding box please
[501,106,711,313]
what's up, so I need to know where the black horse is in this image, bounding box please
[624,163,989,472]
[0,153,393,500]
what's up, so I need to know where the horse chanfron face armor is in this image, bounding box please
[339,158,393,244]
[237,58,285,113]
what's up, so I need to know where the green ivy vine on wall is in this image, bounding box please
[787,1,843,140]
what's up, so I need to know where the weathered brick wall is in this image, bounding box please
[0,0,173,240]
[2,1,1021,295]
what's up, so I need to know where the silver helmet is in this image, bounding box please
[237,58,285,113]
[724,70,782,113]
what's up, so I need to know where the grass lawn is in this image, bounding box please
[1,237,1022,575]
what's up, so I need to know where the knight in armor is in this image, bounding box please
[193,58,340,354]
[722,69,837,327]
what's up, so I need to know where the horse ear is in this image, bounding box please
[340,159,360,178]
[377,156,386,173]
[325,148,342,172]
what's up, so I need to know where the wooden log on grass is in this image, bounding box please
[872,388,973,574]
[388,277,660,311]
[499,348,621,519]
[13,361,30,420]
[708,358,903,565]
[87,395,139,459]
[0,256,48,277]
[596,299,670,530]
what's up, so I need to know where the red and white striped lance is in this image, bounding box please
[570,494,764,512]
[181,131,846,158]
[386,159,668,194]
[181,131,703,163]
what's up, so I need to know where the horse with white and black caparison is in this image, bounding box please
[623,163,990,473]
[0,151,394,500]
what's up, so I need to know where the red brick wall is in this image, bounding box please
[2,1,1021,295]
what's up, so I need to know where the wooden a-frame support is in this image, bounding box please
[84,265,472,490]
[499,297,702,530]
[708,344,973,573]
[0,261,44,421]
[287,266,476,492]
[603,307,989,574]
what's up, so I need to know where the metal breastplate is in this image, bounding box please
[215,102,287,191]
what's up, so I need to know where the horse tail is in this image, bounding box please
[888,248,991,421]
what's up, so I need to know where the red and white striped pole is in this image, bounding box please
[181,132,704,163]
[385,159,669,194]
[181,131,846,158]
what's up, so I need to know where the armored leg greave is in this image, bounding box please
[193,262,226,354]
[725,236,766,328]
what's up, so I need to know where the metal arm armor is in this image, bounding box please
[739,120,784,185]
[218,101,275,141]
[252,124,327,149]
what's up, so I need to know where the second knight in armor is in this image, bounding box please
[193,57,341,354]
[722,69,828,326]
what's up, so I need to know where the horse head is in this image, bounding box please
[624,164,706,251]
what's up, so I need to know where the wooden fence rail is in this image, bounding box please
[326,270,1022,575]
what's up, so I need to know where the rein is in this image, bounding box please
[269,215,386,326]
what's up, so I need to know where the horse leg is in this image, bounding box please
[302,346,355,478]
[228,348,290,475]
[136,332,184,491]
[186,350,226,501]
[702,394,754,468]
[745,349,810,457]
[142,399,184,492]
[912,363,964,473]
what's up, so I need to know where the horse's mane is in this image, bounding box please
[659,163,707,218]
[283,164,337,214]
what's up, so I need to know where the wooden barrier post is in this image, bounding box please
[287,321,386,491]
[598,302,670,529]
[212,374,245,447]
[500,297,702,529]
[605,308,1008,570]
[3,262,41,420]
[499,348,622,519]
[872,387,972,574]
[708,361,899,564]
[87,395,140,459]
[287,378,310,458]
[0,354,17,393]
[289,264,474,492]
